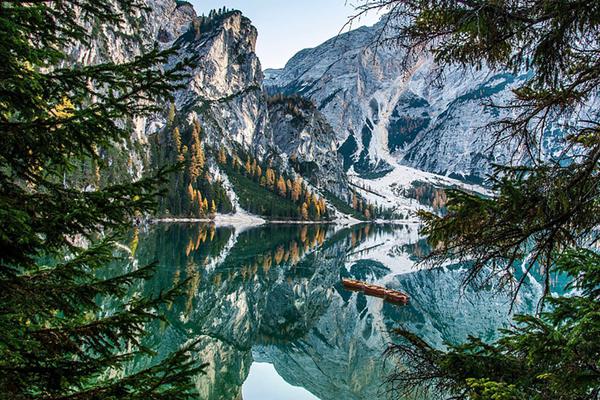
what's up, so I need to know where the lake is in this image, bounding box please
[115,223,542,399]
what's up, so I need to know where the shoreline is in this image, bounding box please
[151,214,420,226]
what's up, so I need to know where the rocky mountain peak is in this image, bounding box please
[263,19,533,182]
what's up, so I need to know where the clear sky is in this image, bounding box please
[189,1,381,69]
[242,362,319,400]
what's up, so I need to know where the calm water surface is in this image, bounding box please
[115,223,541,399]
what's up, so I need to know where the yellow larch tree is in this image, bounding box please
[277,175,287,196]
[292,177,302,201]
[189,119,205,181]
[218,148,227,164]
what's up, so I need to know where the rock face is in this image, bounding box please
[166,11,350,195]
[67,0,195,65]
[164,9,350,202]
[264,19,559,181]
[74,1,351,207]
[267,95,348,196]
[171,11,272,156]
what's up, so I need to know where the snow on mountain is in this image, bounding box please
[264,18,556,182]
[74,0,515,219]
[348,161,491,220]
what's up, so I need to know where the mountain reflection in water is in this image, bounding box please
[113,223,541,400]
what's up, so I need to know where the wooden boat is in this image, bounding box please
[363,284,387,297]
[383,289,409,304]
[341,278,409,305]
[341,278,364,291]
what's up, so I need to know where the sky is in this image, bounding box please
[189,0,382,69]
[242,362,319,400]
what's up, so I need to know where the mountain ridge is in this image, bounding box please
[71,0,492,221]
[263,18,565,183]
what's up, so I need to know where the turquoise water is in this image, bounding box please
[115,223,541,399]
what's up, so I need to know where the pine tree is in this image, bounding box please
[218,148,227,164]
[363,206,371,219]
[352,1,600,398]
[196,193,203,217]
[265,168,276,188]
[0,0,203,398]
[202,198,209,215]
[319,198,327,217]
[167,102,176,126]
[172,127,183,161]
[187,183,195,203]
[251,159,258,177]
[300,202,309,220]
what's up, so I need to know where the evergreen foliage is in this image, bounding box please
[150,116,233,218]
[218,150,329,220]
[403,181,448,212]
[351,1,600,399]
[189,7,238,40]
[321,190,367,221]
[0,0,205,398]
[386,249,600,400]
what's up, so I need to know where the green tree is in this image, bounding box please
[0,1,204,399]
[167,102,176,127]
[172,126,183,159]
[351,1,600,399]
[387,249,600,400]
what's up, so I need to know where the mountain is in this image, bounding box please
[67,1,365,221]
[69,0,497,221]
[264,18,562,183]
[170,10,270,155]
[266,94,348,197]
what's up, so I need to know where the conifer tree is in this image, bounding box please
[292,177,303,201]
[363,206,371,219]
[265,168,276,188]
[187,183,195,204]
[300,202,309,220]
[196,193,203,217]
[189,119,205,181]
[251,159,258,176]
[202,198,209,215]
[218,148,227,164]
[352,1,600,398]
[0,0,204,398]
[277,175,287,196]
[172,127,183,161]
[167,102,176,126]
